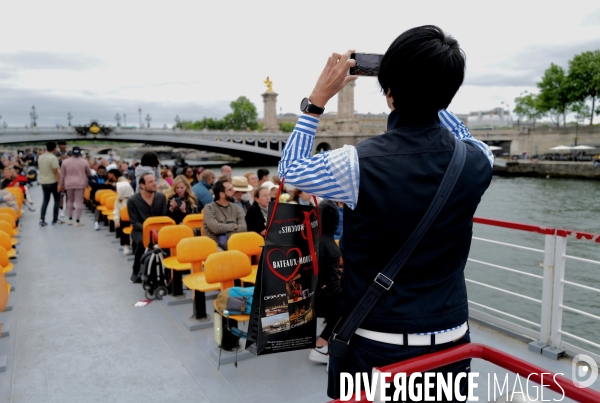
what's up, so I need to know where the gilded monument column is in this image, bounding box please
[262,76,279,132]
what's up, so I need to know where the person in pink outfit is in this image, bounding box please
[60,146,91,226]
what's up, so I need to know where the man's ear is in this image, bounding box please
[385,89,395,111]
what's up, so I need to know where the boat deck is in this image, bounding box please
[0,185,597,403]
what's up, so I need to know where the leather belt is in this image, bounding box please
[355,322,468,346]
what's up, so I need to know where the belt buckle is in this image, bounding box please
[374,273,393,291]
[332,333,350,345]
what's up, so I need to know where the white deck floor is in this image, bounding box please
[0,185,597,403]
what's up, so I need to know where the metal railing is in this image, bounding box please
[468,217,600,362]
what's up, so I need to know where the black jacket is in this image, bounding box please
[342,110,492,333]
[167,194,199,224]
[317,200,342,298]
[245,201,266,236]
[127,192,168,245]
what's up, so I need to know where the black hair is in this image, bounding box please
[378,25,465,116]
[140,151,160,168]
[46,141,56,151]
[97,165,107,171]
[138,172,154,185]
[257,168,270,181]
[107,169,122,178]
[213,180,228,201]
[57,141,67,146]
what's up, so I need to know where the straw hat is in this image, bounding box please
[232,176,253,192]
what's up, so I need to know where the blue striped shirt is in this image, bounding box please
[278,109,493,210]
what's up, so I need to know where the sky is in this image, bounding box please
[0,0,599,128]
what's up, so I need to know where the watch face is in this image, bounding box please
[300,97,309,112]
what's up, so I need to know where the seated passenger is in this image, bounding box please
[245,186,270,237]
[114,172,135,255]
[0,190,18,213]
[192,169,215,212]
[167,175,199,224]
[202,180,246,250]
[231,176,253,213]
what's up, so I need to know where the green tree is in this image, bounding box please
[513,93,544,128]
[280,122,296,132]
[536,64,573,127]
[568,50,600,125]
[223,96,258,130]
[571,101,591,124]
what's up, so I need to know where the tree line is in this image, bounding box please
[513,50,600,127]
[176,96,260,131]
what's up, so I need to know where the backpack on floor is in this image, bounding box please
[140,230,168,300]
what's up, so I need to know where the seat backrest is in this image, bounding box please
[142,216,175,247]
[100,192,116,206]
[158,225,194,254]
[83,186,91,201]
[228,232,264,260]
[0,246,8,268]
[0,208,17,221]
[120,205,130,221]
[0,222,13,237]
[0,231,11,251]
[0,213,16,228]
[176,236,218,273]
[0,271,8,312]
[204,250,252,290]
[183,213,204,228]
[95,189,113,203]
[104,195,117,210]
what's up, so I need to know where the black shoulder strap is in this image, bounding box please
[329,138,467,358]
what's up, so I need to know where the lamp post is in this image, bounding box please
[145,113,151,128]
[67,112,73,127]
[501,101,511,127]
[138,108,142,128]
[115,113,121,127]
[123,113,127,127]
[30,105,38,127]
[174,115,180,128]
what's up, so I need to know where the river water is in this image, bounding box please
[233,166,600,354]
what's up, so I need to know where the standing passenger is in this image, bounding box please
[278,26,493,399]
[38,141,63,226]
[60,146,91,226]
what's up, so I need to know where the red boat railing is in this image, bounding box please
[329,343,600,402]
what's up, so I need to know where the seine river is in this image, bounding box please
[233,167,600,354]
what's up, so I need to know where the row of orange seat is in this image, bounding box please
[86,186,265,337]
[0,187,25,372]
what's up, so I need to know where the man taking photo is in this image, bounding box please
[278,25,493,399]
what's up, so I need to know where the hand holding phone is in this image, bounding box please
[349,53,383,77]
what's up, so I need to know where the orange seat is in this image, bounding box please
[120,206,132,235]
[158,225,194,270]
[0,246,13,275]
[83,186,91,202]
[0,231,16,259]
[0,223,17,244]
[205,251,252,322]
[0,207,17,222]
[0,213,18,236]
[142,216,175,248]
[0,270,8,313]
[94,189,114,203]
[227,232,264,284]
[96,192,117,213]
[183,213,204,236]
[101,196,117,216]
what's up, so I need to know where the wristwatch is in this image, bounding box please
[300,97,325,115]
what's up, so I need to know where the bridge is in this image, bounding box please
[0,127,293,164]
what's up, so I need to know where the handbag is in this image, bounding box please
[327,139,467,399]
[245,180,321,355]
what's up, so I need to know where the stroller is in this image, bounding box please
[139,230,169,300]
[27,168,37,185]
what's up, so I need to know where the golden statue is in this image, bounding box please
[264,76,274,93]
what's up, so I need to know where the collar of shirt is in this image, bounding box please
[387,109,441,131]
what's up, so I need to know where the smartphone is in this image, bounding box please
[175,197,182,207]
[350,53,383,77]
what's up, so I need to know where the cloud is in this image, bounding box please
[464,39,600,87]
[0,87,231,127]
[0,52,104,71]
[582,9,600,26]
